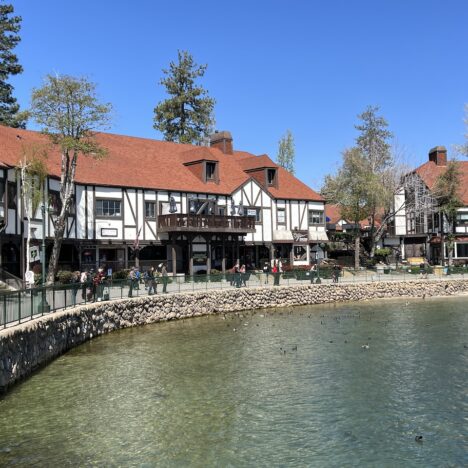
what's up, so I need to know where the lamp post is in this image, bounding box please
[39,201,50,312]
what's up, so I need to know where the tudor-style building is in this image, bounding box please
[0,127,327,278]
[386,146,468,264]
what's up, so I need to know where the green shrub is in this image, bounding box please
[113,269,131,280]
[56,270,74,284]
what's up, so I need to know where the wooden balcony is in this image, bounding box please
[157,214,256,233]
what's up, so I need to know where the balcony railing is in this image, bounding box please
[157,214,256,233]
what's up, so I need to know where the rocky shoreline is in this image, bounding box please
[1,279,468,394]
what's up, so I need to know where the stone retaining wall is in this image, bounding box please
[1,279,468,393]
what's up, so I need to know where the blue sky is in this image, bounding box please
[9,0,468,190]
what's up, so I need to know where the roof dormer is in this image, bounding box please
[239,155,279,189]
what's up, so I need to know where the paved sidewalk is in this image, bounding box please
[1,271,466,330]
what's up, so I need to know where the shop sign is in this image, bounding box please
[292,230,308,242]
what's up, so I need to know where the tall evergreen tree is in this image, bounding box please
[354,105,394,258]
[276,130,295,174]
[0,2,26,128]
[153,50,215,145]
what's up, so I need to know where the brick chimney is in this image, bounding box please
[210,131,233,155]
[428,146,447,166]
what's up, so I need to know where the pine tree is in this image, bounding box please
[153,50,215,145]
[0,3,26,128]
[354,105,394,258]
[276,130,295,174]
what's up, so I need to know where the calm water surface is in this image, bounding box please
[0,297,467,467]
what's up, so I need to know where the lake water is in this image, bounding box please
[0,297,467,467]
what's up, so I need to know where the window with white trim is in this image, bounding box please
[308,210,324,225]
[277,208,286,224]
[145,201,156,218]
[96,199,121,217]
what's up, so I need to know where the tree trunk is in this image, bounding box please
[354,233,360,270]
[46,220,66,284]
[25,217,31,275]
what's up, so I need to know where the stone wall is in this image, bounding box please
[1,279,468,393]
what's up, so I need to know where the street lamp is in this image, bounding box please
[39,201,51,312]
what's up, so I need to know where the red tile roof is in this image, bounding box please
[325,203,382,229]
[415,160,468,205]
[0,126,323,201]
[238,154,277,171]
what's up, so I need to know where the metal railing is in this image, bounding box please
[1,268,466,329]
[0,267,25,291]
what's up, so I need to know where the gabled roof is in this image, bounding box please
[414,160,468,205]
[0,126,323,201]
[325,203,382,229]
[238,154,278,171]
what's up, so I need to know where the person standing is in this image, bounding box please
[273,260,280,286]
[80,269,88,301]
[128,267,136,297]
[161,263,169,293]
[263,261,270,284]
[147,266,157,295]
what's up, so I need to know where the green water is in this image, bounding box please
[0,297,467,467]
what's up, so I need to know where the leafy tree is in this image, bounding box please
[276,130,295,174]
[0,2,26,128]
[153,50,215,145]
[322,148,374,269]
[16,145,48,277]
[30,75,112,283]
[434,160,463,266]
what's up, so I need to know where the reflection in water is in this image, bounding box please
[0,297,467,467]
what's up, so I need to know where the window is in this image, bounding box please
[308,210,324,225]
[7,182,16,210]
[48,190,62,215]
[456,243,468,257]
[206,162,217,181]
[218,207,226,216]
[96,199,121,217]
[434,212,440,229]
[456,212,468,225]
[277,208,286,224]
[267,169,276,186]
[145,201,156,218]
[247,207,262,223]
[0,180,5,205]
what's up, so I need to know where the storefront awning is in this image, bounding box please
[272,230,329,243]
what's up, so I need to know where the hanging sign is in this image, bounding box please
[30,246,40,262]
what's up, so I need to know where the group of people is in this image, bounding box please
[261,259,283,286]
[77,267,106,303]
[229,263,248,287]
[128,263,169,297]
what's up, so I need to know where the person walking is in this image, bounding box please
[147,266,157,295]
[309,263,317,284]
[240,264,247,287]
[160,263,169,293]
[71,271,80,306]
